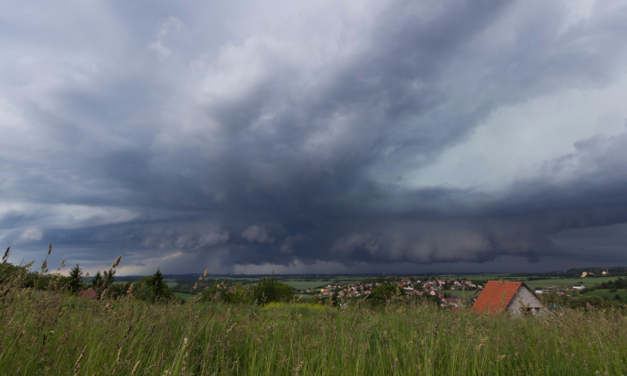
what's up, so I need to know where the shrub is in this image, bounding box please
[370,284,406,306]
[200,281,251,304]
[252,277,294,304]
[132,270,175,303]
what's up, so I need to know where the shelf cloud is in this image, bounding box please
[2,0,627,274]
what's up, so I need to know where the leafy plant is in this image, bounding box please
[370,284,406,306]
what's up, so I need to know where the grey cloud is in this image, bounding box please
[241,226,274,244]
[2,0,627,273]
[279,234,309,254]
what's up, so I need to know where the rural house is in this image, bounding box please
[471,281,545,316]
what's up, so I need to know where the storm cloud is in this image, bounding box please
[2,0,627,274]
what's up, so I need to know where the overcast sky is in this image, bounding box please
[2,0,627,275]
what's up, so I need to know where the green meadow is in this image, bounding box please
[522,277,618,289]
[2,285,627,375]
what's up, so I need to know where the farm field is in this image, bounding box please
[173,291,196,300]
[583,289,627,301]
[165,279,178,288]
[281,279,362,289]
[522,277,617,289]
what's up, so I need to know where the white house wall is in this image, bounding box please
[506,286,545,316]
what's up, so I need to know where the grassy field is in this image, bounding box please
[583,289,627,301]
[282,280,362,290]
[245,279,362,290]
[173,291,196,300]
[165,279,178,288]
[2,286,627,375]
[522,277,617,289]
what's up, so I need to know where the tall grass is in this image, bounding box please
[1,283,627,375]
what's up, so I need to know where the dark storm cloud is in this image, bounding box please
[2,0,627,273]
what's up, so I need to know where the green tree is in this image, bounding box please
[200,281,250,304]
[103,270,114,289]
[153,268,165,297]
[92,271,102,291]
[107,281,132,300]
[133,269,174,303]
[68,264,83,293]
[370,284,406,306]
[252,276,294,304]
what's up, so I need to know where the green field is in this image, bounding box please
[164,279,178,288]
[584,289,627,301]
[173,291,196,300]
[296,294,313,301]
[282,280,361,289]
[522,277,617,289]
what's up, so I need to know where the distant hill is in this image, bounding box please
[563,267,627,277]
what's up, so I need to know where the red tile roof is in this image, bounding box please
[471,281,523,314]
[77,289,98,299]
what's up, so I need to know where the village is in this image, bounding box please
[305,277,480,307]
[297,275,607,313]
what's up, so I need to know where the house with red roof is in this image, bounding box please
[471,281,545,316]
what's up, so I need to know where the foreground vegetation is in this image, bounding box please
[3,289,627,375]
[2,247,627,375]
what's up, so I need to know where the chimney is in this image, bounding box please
[499,278,505,286]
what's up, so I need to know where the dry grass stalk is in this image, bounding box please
[74,345,87,375]
[131,360,141,375]
[2,247,9,264]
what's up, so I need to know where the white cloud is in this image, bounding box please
[149,16,183,60]
[15,228,43,244]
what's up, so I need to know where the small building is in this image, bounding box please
[441,296,460,308]
[471,281,545,316]
[573,285,585,290]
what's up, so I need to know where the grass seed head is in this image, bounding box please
[2,246,9,263]
[111,255,122,268]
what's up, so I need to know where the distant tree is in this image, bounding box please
[201,281,250,304]
[68,264,83,293]
[370,284,406,306]
[153,268,165,297]
[92,271,102,291]
[133,269,174,303]
[103,270,114,289]
[252,276,294,304]
[106,281,132,300]
[614,294,623,301]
